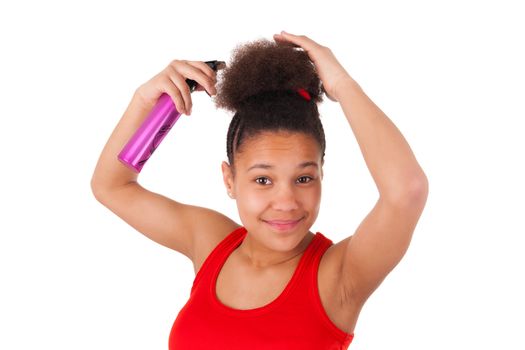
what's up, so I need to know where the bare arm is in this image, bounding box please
[89,60,238,259]
[336,77,428,201]
[335,77,428,302]
[90,90,155,192]
[272,31,429,306]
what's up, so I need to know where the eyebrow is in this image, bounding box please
[247,161,319,172]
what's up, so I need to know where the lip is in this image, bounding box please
[264,217,304,232]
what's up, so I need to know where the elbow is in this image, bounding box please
[91,178,108,203]
[384,175,429,207]
[406,175,429,206]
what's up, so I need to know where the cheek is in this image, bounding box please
[304,186,322,206]
[236,189,266,216]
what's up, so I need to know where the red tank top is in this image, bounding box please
[168,226,355,349]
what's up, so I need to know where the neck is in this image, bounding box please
[239,231,314,268]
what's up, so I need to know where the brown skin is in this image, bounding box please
[273,32,428,306]
[221,131,324,268]
[92,32,426,336]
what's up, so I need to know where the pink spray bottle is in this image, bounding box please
[118,60,226,173]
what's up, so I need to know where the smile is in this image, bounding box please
[264,217,304,232]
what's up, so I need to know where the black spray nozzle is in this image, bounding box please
[185,60,226,94]
[205,60,226,71]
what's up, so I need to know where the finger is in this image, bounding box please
[276,31,319,52]
[162,78,187,115]
[195,84,213,93]
[166,64,192,114]
[273,33,300,48]
[184,61,218,95]
[187,60,217,83]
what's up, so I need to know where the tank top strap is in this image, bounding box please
[190,226,247,295]
[286,231,333,294]
[283,232,355,344]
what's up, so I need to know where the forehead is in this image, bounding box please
[236,132,320,166]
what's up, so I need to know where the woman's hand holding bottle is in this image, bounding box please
[134,59,219,116]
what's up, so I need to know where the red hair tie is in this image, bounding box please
[296,88,311,101]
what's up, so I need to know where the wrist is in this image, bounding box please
[132,88,157,112]
[334,76,360,102]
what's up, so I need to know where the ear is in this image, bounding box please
[221,161,235,198]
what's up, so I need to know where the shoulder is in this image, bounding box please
[191,214,242,275]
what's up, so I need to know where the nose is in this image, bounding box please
[271,185,299,211]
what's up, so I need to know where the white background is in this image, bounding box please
[1,0,524,349]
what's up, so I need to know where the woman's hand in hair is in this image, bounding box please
[273,31,353,102]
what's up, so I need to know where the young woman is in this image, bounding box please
[91,31,429,349]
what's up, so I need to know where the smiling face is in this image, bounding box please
[221,130,324,260]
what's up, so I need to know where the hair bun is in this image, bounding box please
[214,38,323,113]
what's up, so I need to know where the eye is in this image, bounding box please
[255,177,272,185]
[297,176,313,184]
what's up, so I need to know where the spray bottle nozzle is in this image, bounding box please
[186,60,226,94]
[205,60,226,71]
